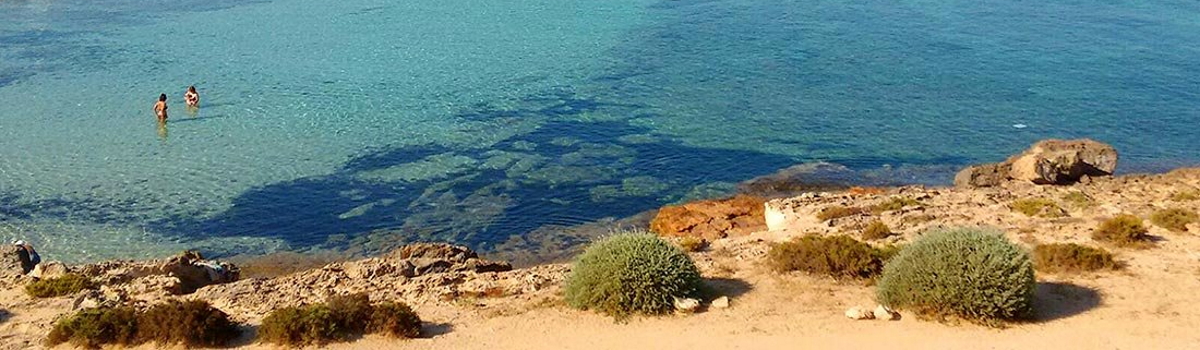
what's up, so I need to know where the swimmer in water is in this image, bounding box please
[184,86,200,108]
[153,93,168,123]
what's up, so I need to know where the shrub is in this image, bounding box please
[1062,191,1093,209]
[26,274,95,298]
[326,293,373,333]
[1032,243,1118,273]
[816,206,864,221]
[862,221,893,240]
[767,235,888,279]
[1011,198,1066,218]
[1150,208,1198,232]
[259,305,343,346]
[1092,214,1151,247]
[563,231,702,320]
[1170,190,1199,202]
[676,236,708,252]
[46,307,139,348]
[871,197,921,213]
[136,300,240,347]
[367,302,422,338]
[876,227,1035,325]
[259,293,423,345]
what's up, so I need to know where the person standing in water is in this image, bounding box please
[184,86,200,108]
[153,93,169,122]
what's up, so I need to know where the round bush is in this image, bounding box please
[876,227,1035,324]
[564,231,702,319]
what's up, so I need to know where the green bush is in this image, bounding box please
[767,235,889,279]
[25,274,95,298]
[1033,243,1118,273]
[876,227,1035,325]
[46,307,139,349]
[368,302,422,338]
[862,220,893,240]
[816,205,864,221]
[1092,214,1151,247]
[871,197,921,213]
[1150,208,1198,232]
[563,231,702,320]
[1011,198,1066,218]
[136,300,239,347]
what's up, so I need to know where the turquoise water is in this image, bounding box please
[2,0,1198,263]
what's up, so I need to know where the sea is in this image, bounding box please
[2,0,1198,263]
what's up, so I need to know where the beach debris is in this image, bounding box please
[874,305,899,321]
[711,296,731,309]
[674,297,701,314]
[30,261,70,280]
[845,306,875,320]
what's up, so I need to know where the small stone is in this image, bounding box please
[711,296,730,309]
[845,306,874,320]
[873,305,899,321]
[674,297,700,314]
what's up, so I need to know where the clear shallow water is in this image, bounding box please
[2,0,1198,263]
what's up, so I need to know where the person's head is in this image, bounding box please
[187,86,196,93]
[12,240,26,247]
[159,93,167,102]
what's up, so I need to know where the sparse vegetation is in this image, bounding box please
[816,205,865,221]
[871,197,921,213]
[876,227,1035,326]
[1033,243,1119,273]
[1062,191,1094,209]
[1150,208,1198,232]
[862,220,893,240]
[1093,214,1152,247]
[135,300,240,347]
[677,236,708,252]
[25,274,95,298]
[563,231,702,320]
[1170,190,1200,202]
[767,235,890,279]
[46,307,139,349]
[1011,198,1066,218]
[259,293,420,346]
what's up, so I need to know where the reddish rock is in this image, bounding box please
[650,195,767,240]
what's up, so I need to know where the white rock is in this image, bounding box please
[873,305,899,321]
[845,306,874,320]
[711,296,730,309]
[674,297,700,314]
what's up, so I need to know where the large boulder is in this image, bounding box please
[955,139,1118,188]
[1008,139,1118,184]
[650,195,766,240]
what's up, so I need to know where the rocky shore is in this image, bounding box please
[3,139,1199,349]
